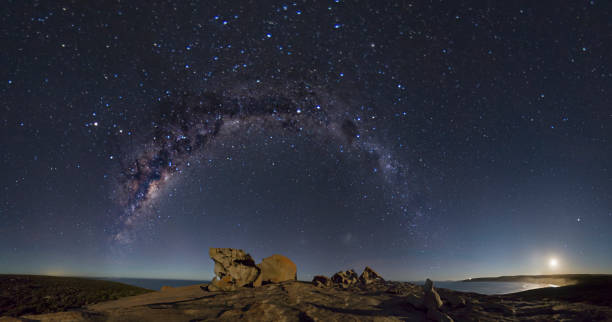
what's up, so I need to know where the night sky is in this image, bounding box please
[2,1,611,281]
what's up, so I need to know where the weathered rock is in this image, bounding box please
[208,275,238,292]
[422,279,452,322]
[209,248,260,289]
[331,269,359,288]
[312,275,332,288]
[423,278,434,292]
[423,278,443,310]
[359,266,385,284]
[258,254,297,284]
[160,285,173,291]
[253,270,263,287]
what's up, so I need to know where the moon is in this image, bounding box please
[549,258,559,269]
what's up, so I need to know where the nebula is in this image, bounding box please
[111,80,423,245]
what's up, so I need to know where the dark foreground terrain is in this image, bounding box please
[0,275,151,318]
[1,274,611,321]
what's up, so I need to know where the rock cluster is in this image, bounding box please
[314,266,385,288]
[331,269,360,288]
[206,249,449,321]
[207,248,297,292]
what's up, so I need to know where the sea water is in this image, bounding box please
[102,278,210,291]
[413,281,557,295]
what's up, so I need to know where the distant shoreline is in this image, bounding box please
[98,277,210,291]
[462,273,612,286]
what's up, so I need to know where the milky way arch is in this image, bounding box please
[112,80,424,245]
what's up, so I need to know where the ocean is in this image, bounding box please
[101,278,210,291]
[413,280,558,295]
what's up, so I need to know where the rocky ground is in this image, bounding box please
[2,278,611,321]
[3,248,612,321]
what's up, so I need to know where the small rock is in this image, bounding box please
[312,275,332,288]
[444,293,466,308]
[359,266,385,285]
[258,254,297,284]
[331,269,359,288]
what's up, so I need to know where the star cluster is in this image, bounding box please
[111,80,425,247]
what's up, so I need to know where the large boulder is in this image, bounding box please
[359,266,385,285]
[258,254,297,284]
[208,248,261,291]
[312,275,332,288]
[331,269,359,288]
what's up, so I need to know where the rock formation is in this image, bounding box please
[258,254,297,284]
[207,248,302,291]
[325,267,385,288]
[423,278,454,322]
[312,275,332,288]
[359,266,385,284]
[208,248,261,291]
[331,269,359,288]
[423,279,443,310]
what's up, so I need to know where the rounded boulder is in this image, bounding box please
[258,254,297,284]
